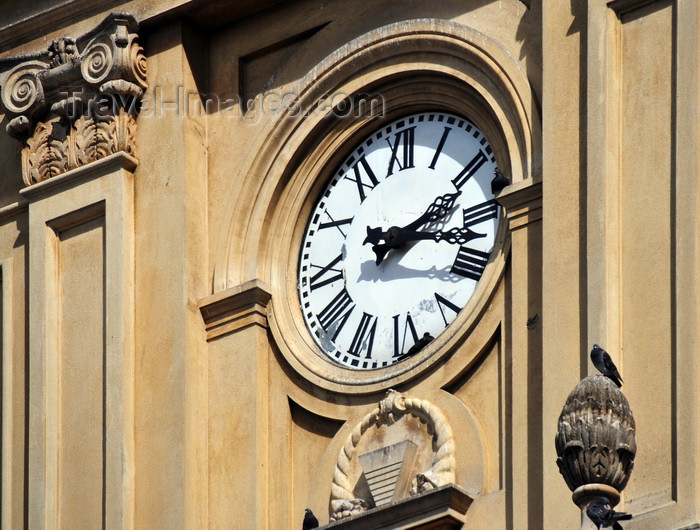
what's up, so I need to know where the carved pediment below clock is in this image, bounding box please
[0,13,147,186]
[329,389,458,523]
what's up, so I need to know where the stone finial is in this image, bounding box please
[0,13,146,185]
[555,375,636,497]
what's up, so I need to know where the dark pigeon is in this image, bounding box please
[407,332,434,356]
[586,497,632,530]
[591,344,623,387]
[303,508,319,530]
[491,168,510,195]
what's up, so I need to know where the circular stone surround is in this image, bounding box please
[219,19,539,394]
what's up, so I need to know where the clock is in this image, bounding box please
[298,111,501,370]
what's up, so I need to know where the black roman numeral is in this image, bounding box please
[450,246,490,281]
[309,254,344,291]
[429,126,451,169]
[462,199,498,227]
[435,293,462,327]
[319,217,353,230]
[318,213,353,238]
[344,156,379,202]
[452,151,488,190]
[386,126,416,176]
[317,288,354,340]
[347,312,378,358]
[393,312,419,357]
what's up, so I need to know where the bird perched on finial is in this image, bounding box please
[491,168,510,195]
[590,344,624,387]
[586,497,632,529]
[303,508,319,530]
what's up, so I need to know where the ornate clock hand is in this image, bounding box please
[372,226,485,265]
[363,191,461,246]
[432,226,486,245]
[403,191,462,231]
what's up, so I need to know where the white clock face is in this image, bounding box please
[298,111,500,370]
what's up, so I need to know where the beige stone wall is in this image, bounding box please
[0,1,697,529]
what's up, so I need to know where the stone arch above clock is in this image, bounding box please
[213,18,541,393]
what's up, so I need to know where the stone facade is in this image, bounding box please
[0,1,697,529]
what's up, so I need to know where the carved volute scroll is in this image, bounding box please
[555,375,637,495]
[329,389,456,522]
[0,13,146,186]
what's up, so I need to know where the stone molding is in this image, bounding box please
[23,148,137,528]
[330,390,456,523]
[199,279,273,340]
[18,151,137,204]
[0,13,146,186]
[496,177,542,231]
[324,484,472,530]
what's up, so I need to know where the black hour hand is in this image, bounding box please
[371,227,485,265]
[363,191,462,247]
[363,226,384,246]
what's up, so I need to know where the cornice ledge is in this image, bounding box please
[0,12,147,187]
[607,0,659,17]
[199,279,273,340]
[495,176,542,230]
[323,484,472,529]
[0,2,125,54]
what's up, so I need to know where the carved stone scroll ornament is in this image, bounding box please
[0,13,146,186]
[555,375,636,497]
[329,389,456,522]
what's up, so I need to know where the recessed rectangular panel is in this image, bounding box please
[617,0,674,508]
[56,214,105,528]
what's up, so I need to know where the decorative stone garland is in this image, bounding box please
[330,389,456,522]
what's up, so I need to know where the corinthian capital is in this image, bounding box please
[0,13,147,185]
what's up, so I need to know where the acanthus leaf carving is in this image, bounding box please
[25,118,69,185]
[74,113,117,167]
[122,111,137,157]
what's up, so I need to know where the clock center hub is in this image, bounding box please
[343,170,461,318]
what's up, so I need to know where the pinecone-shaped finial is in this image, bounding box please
[555,375,636,493]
